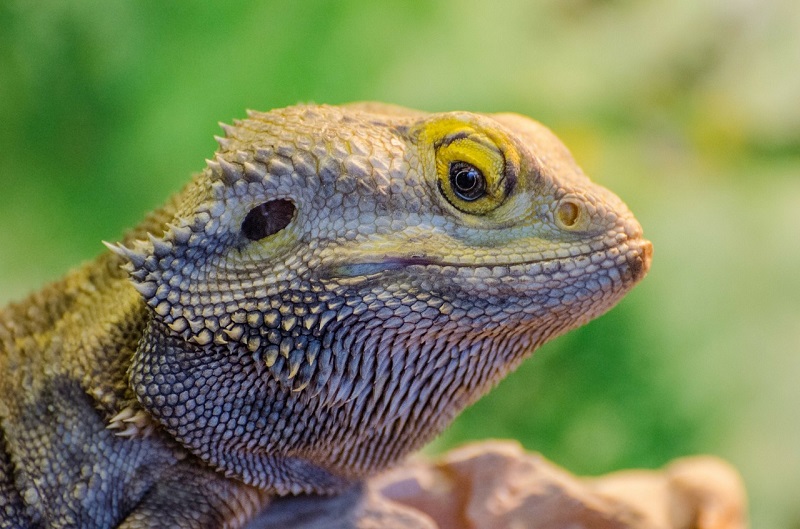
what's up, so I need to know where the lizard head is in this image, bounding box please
[114,103,651,494]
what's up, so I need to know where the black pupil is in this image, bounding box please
[449,161,485,201]
[241,199,296,241]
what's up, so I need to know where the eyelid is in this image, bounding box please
[435,138,504,188]
[417,116,521,215]
[434,126,520,190]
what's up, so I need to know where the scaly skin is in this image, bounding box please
[0,103,651,528]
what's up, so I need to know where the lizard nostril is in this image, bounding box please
[555,198,583,230]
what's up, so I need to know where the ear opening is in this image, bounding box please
[241,199,296,241]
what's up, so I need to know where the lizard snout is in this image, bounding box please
[628,239,653,281]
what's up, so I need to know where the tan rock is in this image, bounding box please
[376,441,644,529]
[244,440,748,529]
[587,455,749,529]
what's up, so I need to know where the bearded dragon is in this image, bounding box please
[0,103,651,528]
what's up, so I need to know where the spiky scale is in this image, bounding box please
[264,345,279,368]
[188,318,205,334]
[192,329,213,346]
[206,158,222,179]
[292,379,311,392]
[224,325,246,342]
[217,157,244,185]
[124,410,152,429]
[246,312,261,327]
[108,407,136,428]
[103,241,147,268]
[281,315,297,332]
[318,311,337,333]
[303,314,318,331]
[214,135,233,150]
[264,311,280,328]
[287,356,301,379]
[132,281,158,299]
[168,318,188,334]
[243,161,266,182]
[115,424,140,438]
[154,301,171,317]
[218,122,236,137]
[279,338,293,358]
[148,233,172,258]
[169,223,193,245]
[246,336,261,352]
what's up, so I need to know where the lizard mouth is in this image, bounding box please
[629,238,653,280]
[329,238,652,282]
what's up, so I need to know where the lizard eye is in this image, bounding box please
[449,161,486,201]
[422,118,520,216]
[242,199,296,240]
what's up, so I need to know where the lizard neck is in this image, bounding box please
[72,195,185,414]
[0,252,149,416]
[68,253,151,414]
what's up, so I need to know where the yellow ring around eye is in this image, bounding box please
[437,138,505,214]
[416,117,520,215]
[439,140,510,216]
[435,138,505,183]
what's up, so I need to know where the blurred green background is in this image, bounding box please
[1,1,798,527]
